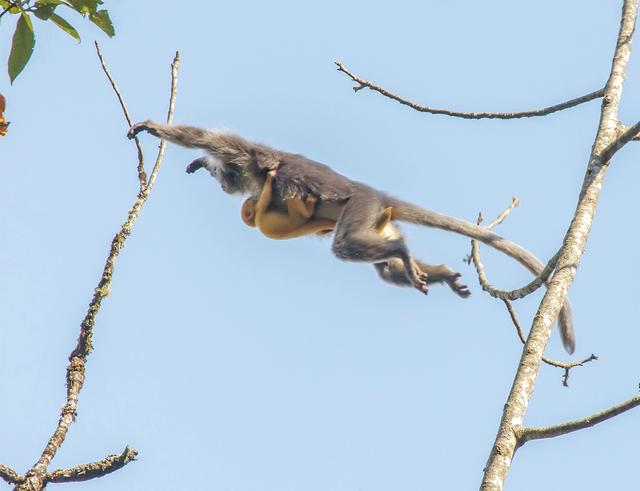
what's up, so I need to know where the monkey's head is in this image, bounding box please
[188,154,248,195]
[240,197,258,227]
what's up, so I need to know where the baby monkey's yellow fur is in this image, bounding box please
[241,170,336,239]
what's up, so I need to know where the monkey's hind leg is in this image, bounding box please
[374,259,470,298]
[332,193,429,294]
[417,261,470,298]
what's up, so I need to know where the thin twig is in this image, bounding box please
[147,51,180,190]
[0,1,18,19]
[94,41,147,188]
[0,465,23,485]
[485,197,520,229]
[11,49,180,491]
[45,447,138,484]
[503,300,597,387]
[335,61,604,120]
[467,199,557,301]
[517,395,640,444]
[471,240,559,301]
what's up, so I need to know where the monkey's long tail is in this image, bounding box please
[389,198,575,354]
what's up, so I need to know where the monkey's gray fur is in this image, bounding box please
[128,121,575,353]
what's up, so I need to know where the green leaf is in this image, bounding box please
[49,12,80,40]
[33,4,56,20]
[0,0,21,14]
[35,0,68,5]
[89,9,113,37]
[66,0,102,15]
[8,13,35,84]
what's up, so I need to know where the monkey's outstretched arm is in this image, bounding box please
[389,199,575,353]
[129,121,219,149]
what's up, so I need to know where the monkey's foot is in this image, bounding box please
[409,261,429,295]
[446,273,471,298]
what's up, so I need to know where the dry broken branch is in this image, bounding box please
[335,61,604,120]
[45,447,138,484]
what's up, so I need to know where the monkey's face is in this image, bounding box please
[202,154,245,195]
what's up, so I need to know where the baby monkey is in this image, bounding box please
[241,169,336,239]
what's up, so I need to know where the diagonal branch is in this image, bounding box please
[10,49,181,491]
[517,395,640,444]
[45,447,138,484]
[481,1,638,489]
[335,61,604,120]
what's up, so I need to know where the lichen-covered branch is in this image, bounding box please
[517,395,640,444]
[45,447,138,484]
[480,1,638,490]
[9,49,181,491]
[335,61,604,120]
[0,465,23,485]
[502,299,597,387]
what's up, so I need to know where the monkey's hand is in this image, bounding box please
[186,157,207,174]
[127,120,154,140]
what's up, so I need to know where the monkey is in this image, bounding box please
[244,168,470,295]
[241,168,336,239]
[128,121,575,353]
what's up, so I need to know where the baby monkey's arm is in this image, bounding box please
[248,170,336,240]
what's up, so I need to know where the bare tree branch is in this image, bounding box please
[335,61,604,120]
[10,48,181,491]
[481,1,638,489]
[484,197,520,230]
[467,199,558,301]
[471,235,559,301]
[516,395,640,444]
[147,51,180,190]
[94,41,147,188]
[45,447,138,484]
[0,465,23,485]
[502,299,597,387]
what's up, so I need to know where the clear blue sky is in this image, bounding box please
[2,1,640,490]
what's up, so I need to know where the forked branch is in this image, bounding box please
[4,47,180,491]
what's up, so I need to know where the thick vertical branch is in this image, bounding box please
[480,2,637,490]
